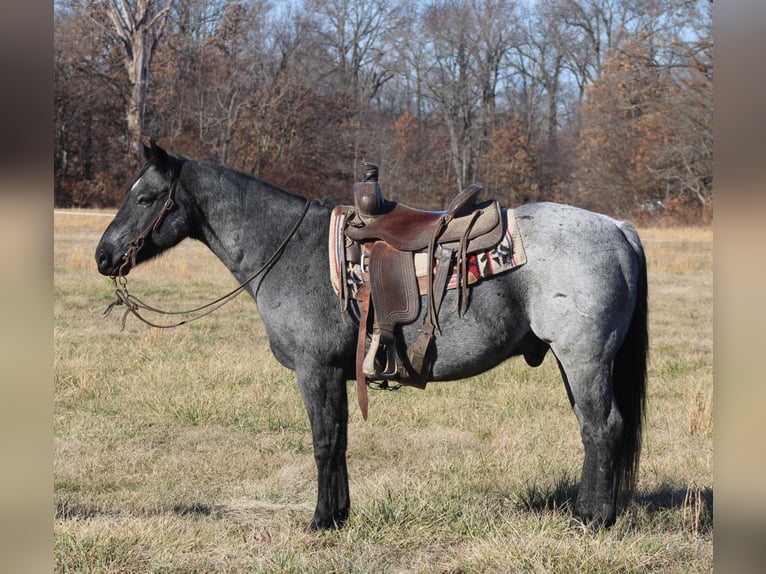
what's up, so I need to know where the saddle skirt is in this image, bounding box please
[329,206,527,302]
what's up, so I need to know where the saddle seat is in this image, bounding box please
[347,201,443,250]
[345,182,497,252]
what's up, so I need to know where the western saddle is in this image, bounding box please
[339,163,505,419]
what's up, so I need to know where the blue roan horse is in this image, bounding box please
[96,142,648,530]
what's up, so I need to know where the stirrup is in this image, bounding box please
[362,331,398,379]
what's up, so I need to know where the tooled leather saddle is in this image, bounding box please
[335,163,507,419]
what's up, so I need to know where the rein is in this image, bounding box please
[102,183,312,330]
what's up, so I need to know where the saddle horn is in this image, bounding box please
[354,161,383,216]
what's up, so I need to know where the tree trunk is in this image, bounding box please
[126,31,147,160]
[101,0,171,161]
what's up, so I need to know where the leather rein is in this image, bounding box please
[102,173,312,330]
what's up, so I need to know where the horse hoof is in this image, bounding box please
[306,511,349,532]
[572,507,616,530]
[569,516,611,533]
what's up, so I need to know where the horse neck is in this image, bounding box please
[187,163,317,282]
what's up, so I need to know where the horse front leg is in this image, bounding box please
[295,363,350,530]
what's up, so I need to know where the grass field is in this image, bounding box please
[54,211,713,573]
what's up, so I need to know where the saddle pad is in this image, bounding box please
[328,206,527,298]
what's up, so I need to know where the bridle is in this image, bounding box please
[115,172,179,279]
[102,170,312,330]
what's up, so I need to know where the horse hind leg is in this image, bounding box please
[555,355,624,527]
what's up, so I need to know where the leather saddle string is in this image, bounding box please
[105,199,312,329]
[425,215,450,335]
[456,210,481,316]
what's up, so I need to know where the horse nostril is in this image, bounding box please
[96,247,110,273]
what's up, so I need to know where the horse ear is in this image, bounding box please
[142,140,152,160]
[143,138,171,172]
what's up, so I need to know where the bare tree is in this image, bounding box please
[54,0,712,222]
[309,0,404,102]
[93,0,173,159]
[647,0,713,212]
[513,3,569,160]
[421,0,516,191]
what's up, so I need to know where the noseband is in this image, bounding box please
[103,172,311,330]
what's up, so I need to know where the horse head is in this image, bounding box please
[96,140,193,277]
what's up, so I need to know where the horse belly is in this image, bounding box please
[400,274,530,381]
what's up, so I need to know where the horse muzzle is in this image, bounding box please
[95,244,130,277]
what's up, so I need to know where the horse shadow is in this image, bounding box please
[55,497,213,520]
[57,479,713,534]
[516,474,713,533]
[635,483,714,532]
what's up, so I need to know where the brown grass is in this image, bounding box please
[640,226,712,276]
[54,215,713,573]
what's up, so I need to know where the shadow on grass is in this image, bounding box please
[55,497,214,520]
[515,475,713,533]
[636,483,714,532]
[515,474,578,514]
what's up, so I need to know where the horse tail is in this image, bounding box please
[613,222,649,503]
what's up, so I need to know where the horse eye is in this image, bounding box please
[137,195,154,206]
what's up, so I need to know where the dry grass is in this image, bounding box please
[54,216,713,573]
[640,226,712,277]
[639,226,712,243]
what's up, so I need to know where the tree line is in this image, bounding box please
[54,0,712,223]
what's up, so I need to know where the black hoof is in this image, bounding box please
[306,510,349,532]
[572,507,616,530]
